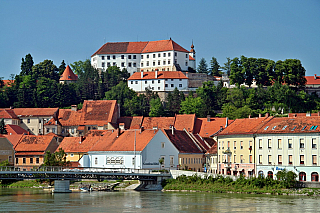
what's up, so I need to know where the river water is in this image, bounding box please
[0,188,319,212]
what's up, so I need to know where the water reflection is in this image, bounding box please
[0,188,319,212]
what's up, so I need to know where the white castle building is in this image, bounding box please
[91,39,196,75]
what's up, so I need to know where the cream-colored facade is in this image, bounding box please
[217,135,255,177]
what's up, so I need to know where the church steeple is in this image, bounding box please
[189,40,196,70]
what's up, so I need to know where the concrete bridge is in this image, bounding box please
[0,166,171,192]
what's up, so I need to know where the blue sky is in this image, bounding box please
[0,0,319,80]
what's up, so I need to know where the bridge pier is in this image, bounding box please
[53,180,72,193]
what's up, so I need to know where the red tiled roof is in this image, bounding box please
[13,108,58,117]
[194,117,233,138]
[174,114,196,132]
[117,116,143,129]
[189,55,195,61]
[128,71,188,80]
[3,134,23,146]
[85,130,112,137]
[141,117,175,130]
[5,124,29,135]
[0,108,18,119]
[44,117,56,126]
[142,39,189,53]
[90,129,158,152]
[2,80,14,87]
[206,142,217,155]
[219,117,273,136]
[59,65,78,81]
[164,129,204,153]
[58,136,100,153]
[15,135,56,152]
[92,41,149,56]
[256,116,320,134]
[305,75,320,85]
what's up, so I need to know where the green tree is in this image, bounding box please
[197,58,208,74]
[179,95,205,117]
[282,59,306,87]
[209,56,221,76]
[32,60,59,81]
[35,77,58,108]
[229,57,245,86]
[43,148,68,166]
[196,81,218,116]
[221,57,232,76]
[165,88,184,116]
[149,98,164,117]
[20,54,34,76]
[58,60,66,75]
[0,118,7,134]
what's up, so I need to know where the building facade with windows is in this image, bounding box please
[91,39,195,75]
[255,116,320,182]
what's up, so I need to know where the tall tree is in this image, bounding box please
[221,57,232,76]
[209,56,221,76]
[32,60,59,81]
[149,98,164,117]
[229,57,245,86]
[197,58,208,74]
[58,60,66,75]
[282,59,306,87]
[20,54,34,76]
[179,95,206,117]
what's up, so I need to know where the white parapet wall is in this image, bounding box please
[170,170,238,181]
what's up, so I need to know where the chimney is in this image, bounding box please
[140,126,144,133]
[259,114,261,118]
[225,117,228,128]
[71,105,77,111]
[155,71,158,78]
[265,113,269,117]
[79,136,84,144]
[249,115,251,118]
[315,74,317,80]
[141,71,143,79]
[117,128,120,137]
[207,115,211,122]
[119,123,125,130]
[171,125,174,135]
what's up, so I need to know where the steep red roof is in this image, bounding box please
[58,136,100,153]
[117,116,143,129]
[14,135,57,153]
[5,124,29,135]
[142,39,189,53]
[0,108,18,119]
[219,116,273,136]
[128,71,188,80]
[3,134,23,146]
[59,65,78,81]
[164,129,204,153]
[305,75,320,85]
[13,108,58,117]
[256,116,320,134]
[92,41,149,56]
[206,142,217,155]
[194,117,233,138]
[174,114,196,132]
[141,117,175,130]
[90,129,158,152]
[189,55,195,61]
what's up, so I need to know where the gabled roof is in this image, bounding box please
[305,75,320,85]
[5,124,29,135]
[92,41,149,56]
[206,142,217,155]
[13,108,58,117]
[141,117,175,130]
[219,116,273,136]
[14,135,56,153]
[90,129,158,152]
[58,136,100,153]
[0,108,18,119]
[59,65,78,81]
[128,71,188,80]
[3,134,23,147]
[256,116,320,134]
[117,116,143,129]
[164,129,204,153]
[142,39,189,53]
[174,114,196,132]
[194,117,233,138]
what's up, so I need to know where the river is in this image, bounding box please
[0,188,319,212]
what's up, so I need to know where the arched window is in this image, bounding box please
[311,172,319,182]
[267,171,273,179]
[299,172,306,181]
[258,171,264,178]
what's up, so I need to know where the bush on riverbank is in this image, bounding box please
[162,170,298,194]
[0,180,46,188]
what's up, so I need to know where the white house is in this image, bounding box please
[91,39,195,75]
[255,116,320,182]
[128,71,188,93]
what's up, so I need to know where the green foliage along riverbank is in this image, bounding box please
[162,170,307,195]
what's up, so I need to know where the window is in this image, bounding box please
[135,81,138,84]
[179,84,182,87]
[113,62,116,66]
[299,172,306,181]
[288,139,292,149]
[278,155,282,164]
[268,155,272,165]
[107,62,110,67]
[165,84,168,87]
[133,55,136,59]
[23,158,26,164]
[168,53,171,57]
[289,155,292,164]
[16,158,18,164]
[131,81,133,84]
[249,155,252,163]
[249,141,252,150]
[171,84,174,87]
[152,80,154,84]
[240,141,243,149]
[300,138,305,148]
[147,61,149,66]
[179,79,182,81]
[36,158,39,164]
[158,60,160,65]
[158,87,160,90]
[278,139,282,149]
[152,87,154,90]
[170,156,174,165]
[95,157,98,165]
[46,128,50,133]
[185,62,188,66]
[240,155,244,163]
[153,54,155,58]
[128,55,131,59]
[141,63,143,67]
[268,139,272,148]
[300,155,304,164]
[121,55,124,59]
[168,60,171,64]
[113,55,116,59]
[145,80,147,84]
[174,52,177,56]
[39,119,41,123]
[171,79,174,81]
[128,63,132,67]
[70,153,74,157]
[234,155,236,163]
[312,138,317,149]
[163,53,166,57]
[8,156,12,163]
[161,142,165,148]
[259,139,262,149]
[158,80,160,83]
[30,158,33,164]
[147,54,149,59]
[234,141,236,149]
[121,62,125,67]
[133,63,136,67]
[153,61,155,66]
[221,141,224,149]
[259,155,262,164]
[107,56,110,60]
[102,62,105,67]
[313,155,317,165]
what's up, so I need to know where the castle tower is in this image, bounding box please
[189,41,196,70]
